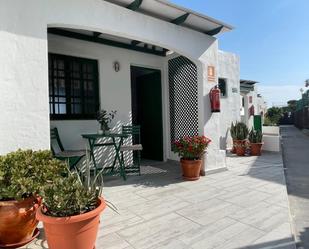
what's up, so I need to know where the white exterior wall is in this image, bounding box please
[218,51,240,150]
[0,1,49,154]
[0,0,239,172]
[241,86,258,128]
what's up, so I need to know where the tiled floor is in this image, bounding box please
[24,152,295,249]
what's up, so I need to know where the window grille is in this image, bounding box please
[49,53,99,120]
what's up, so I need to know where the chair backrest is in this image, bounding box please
[122,125,141,144]
[50,127,64,154]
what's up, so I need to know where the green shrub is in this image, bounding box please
[248,129,263,143]
[0,150,67,201]
[230,122,249,140]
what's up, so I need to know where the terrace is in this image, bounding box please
[24,152,295,249]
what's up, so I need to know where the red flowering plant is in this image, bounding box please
[173,136,211,160]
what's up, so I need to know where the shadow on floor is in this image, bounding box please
[104,159,184,188]
[237,237,295,249]
[228,150,286,187]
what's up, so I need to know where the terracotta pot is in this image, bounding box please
[0,196,41,246]
[231,140,236,154]
[37,197,106,249]
[250,143,263,156]
[234,140,247,156]
[180,158,202,181]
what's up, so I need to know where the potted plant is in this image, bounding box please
[96,109,117,134]
[173,136,211,181]
[0,150,66,248]
[232,122,249,156]
[36,154,107,249]
[249,129,263,156]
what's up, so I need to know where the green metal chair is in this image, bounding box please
[120,125,142,175]
[50,127,86,170]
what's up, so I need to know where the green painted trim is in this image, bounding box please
[48,28,166,57]
[127,0,143,11]
[171,13,189,25]
[205,25,224,36]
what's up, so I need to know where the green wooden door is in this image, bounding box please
[254,115,262,131]
[133,69,163,161]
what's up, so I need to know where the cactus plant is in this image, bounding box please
[248,129,263,143]
[230,122,249,140]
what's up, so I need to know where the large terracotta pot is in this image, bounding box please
[250,143,263,156]
[234,140,247,156]
[37,197,106,249]
[0,196,41,246]
[180,158,202,181]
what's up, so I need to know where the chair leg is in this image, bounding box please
[121,151,125,171]
[137,150,141,176]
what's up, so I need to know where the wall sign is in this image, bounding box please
[207,66,215,82]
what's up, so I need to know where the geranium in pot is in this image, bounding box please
[173,136,211,181]
[0,150,66,248]
[232,122,249,156]
[36,156,107,249]
[249,129,263,156]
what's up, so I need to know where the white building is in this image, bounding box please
[0,0,240,173]
[240,80,267,129]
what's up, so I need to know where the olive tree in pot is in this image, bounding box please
[231,122,249,156]
[0,150,66,248]
[249,129,263,156]
[36,154,108,249]
[173,136,211,181]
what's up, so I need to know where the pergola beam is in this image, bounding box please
[48,28,166,57]
[93,32,102,38]
[127,0,143,11]
[171,13,189,25]
[205,25,224,36]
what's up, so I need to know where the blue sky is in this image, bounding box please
[171,0,309,106]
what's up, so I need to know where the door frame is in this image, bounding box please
[130,64,166,161]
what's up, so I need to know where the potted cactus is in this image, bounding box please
[37,154,107,249]
[231,122,249,156]
[249,129,263,156]
[0,150,66,248]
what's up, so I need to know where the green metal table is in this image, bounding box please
[81,133,128,180]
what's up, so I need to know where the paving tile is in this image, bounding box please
[126,196,191,220]
[176,198,242,226]
[190,221,255,249]
[97,233,131,249]
[215,225,265,249]
[177,217,238,245]
[117,213,200,249]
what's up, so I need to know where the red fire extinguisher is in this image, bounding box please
[210,85,221,112]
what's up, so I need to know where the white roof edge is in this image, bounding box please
[155,0,234,31]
